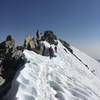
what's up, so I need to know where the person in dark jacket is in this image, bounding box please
[42,45,46,56]
[49,46,54,59]
[36,30,39,39]
[54,46,57,53]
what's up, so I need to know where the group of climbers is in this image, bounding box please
[49,46,54,59]
[24,30,58,59]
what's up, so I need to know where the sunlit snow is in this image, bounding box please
[5,41,100,100]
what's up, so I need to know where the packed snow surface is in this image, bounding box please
[5,41,100,100]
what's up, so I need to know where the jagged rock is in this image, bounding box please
[12,49,25,61]
[59,39,70,47]
[2,49,25,78]
[24,35,36,50]
[0,41,6,49]
[0,35,15,58]
[5,35,15,54]
[41,31,57,44]
[0,35,26,98]
[0,49,26,98]
[0,41,6,58]
[5,35,15,49]
[59,39,73,54]
[16,46,24,51]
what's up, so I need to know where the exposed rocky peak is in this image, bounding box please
[0,35,26,98]
[41,30,57,44]
[44,31,57,40]
[0,35,15,57]
[24,35,37,50]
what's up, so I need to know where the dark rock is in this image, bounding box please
[64,48,68,53]
[59,39,73,54]
[0,35,26,98]
[5,35,15,47]
[85,64,89,69]
[16,46,24,51]
[0,41,6,49]
[0,49,26,98]
[0,41,6,58]
[6,35,12,41]
[41,31,57,44]
[2,49,25,77]
[0,35,15,58]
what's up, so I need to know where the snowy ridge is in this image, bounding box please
[5,41,100,100]
[71,46,100,79]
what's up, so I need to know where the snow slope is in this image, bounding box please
[71,46,100,79]
[5,41,100,100]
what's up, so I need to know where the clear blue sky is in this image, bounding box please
[0,0,100,59]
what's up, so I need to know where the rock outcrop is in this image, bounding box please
[41,31,57,44]
[59,39,73,54]
[24,35,36,50]
[0,35,26,99]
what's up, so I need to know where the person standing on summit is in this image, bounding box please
[36,30,39,39]
[54,46,57,53]
[36,30,41,46]
[49,46,54,59]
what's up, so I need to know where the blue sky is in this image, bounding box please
[0,0,100,59]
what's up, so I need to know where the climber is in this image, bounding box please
[54,46,57,53]
[36,30,39,39]
[49,46,54,59]
[42,44,46,56]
